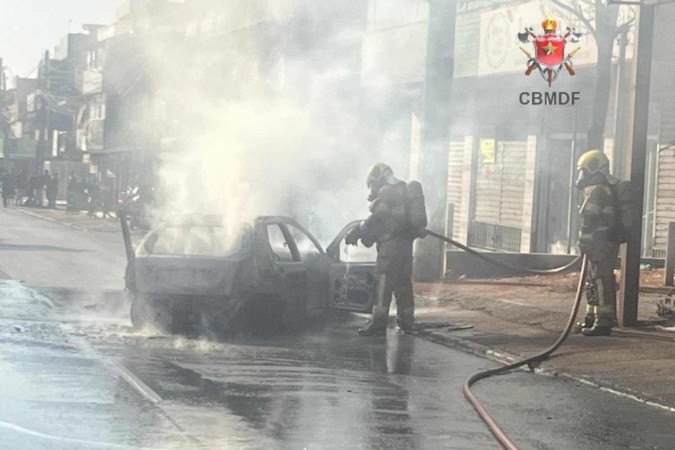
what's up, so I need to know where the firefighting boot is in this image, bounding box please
[581,324,612,337]
[358,305,388,337]
[581,314,613,337]
[574,305,596,333]
[575,315,596,333]
[395,307,415,334]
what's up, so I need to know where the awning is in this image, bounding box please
[5,137,38,160]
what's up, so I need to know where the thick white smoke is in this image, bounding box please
[136,1,408,242]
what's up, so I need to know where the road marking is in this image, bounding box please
[0,420,159,449]
[562,374,675,414]
[0,315,153,403]
[10,206,83,231]
[112,361,163,404]
[1,284,205,446]
[420,330,675,414]
[61,324,164,404]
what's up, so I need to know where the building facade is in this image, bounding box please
[367,0,675,266]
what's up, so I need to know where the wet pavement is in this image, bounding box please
[1,207,675,449]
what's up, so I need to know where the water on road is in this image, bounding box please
[0,207,674,449]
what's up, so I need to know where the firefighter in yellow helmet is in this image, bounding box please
[345,163,416,336]
[576,149,620,336]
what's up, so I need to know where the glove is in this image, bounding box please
[345,226,362,246]
[414,228,428,239]
[361,236,375,248]
[578,238,594,256]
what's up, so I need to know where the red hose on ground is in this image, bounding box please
[462,255,589,449]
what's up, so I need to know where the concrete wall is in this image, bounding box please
[444,250,579,279]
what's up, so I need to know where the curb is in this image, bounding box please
[13,207,83,231]
[11,207,119,233]
[415,327,675,415]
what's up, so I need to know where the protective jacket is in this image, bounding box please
[578,182,620,328]
[360,180,409,241]
[579,183,619,254]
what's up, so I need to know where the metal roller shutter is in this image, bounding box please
[446,141,464,240]
[470,140,526,251]
[655,147,675,254]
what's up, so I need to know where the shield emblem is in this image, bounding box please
[534,35,565,69]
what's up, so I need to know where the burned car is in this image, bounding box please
[121,215,377,334]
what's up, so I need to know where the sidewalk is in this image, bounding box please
[413,272,675,412]
[11,205,123,233]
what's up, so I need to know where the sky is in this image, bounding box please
[0,0,119,80]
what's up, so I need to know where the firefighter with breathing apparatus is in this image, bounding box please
[345,163,427,336]
[576,149,630,336]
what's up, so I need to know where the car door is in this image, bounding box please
[283,221,329,314]
[264,222,308,316]
[325,221,377,312]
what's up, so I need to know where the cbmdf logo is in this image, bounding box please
[518,14,581,87]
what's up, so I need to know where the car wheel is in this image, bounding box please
[154,302,177,334]
[131,294,174,333]
[281,296,307,332]
[130,293,149,329]
[194,300,223,337]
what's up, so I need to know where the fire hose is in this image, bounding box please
[425,230,589,450]
[425,230,582,275]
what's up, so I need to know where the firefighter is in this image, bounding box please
[576,149,620,336]
[345,163,417,336]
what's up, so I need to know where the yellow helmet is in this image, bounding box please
[577,149,609,174]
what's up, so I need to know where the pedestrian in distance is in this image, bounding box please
[1,170,16,207]
[345,163,427,336]
[86,178,101,218]
[41,170,51,207]
[29,172,42,207]
[47,173,59,209]
[67,175,77,210]
[16,170,29,206]
[75,177,87,210]
[100,181,116,219]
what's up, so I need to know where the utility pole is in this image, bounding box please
[414,0,458,281]
[566,112,579,254]
[0,57,5,165]
[37,50,50,172]
[616,1,656,327]
[0,58,5,91]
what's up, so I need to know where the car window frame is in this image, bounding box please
[266,223,300,263]
[326,220,376,264]
[285,223,324,260]
[138,223,251,258]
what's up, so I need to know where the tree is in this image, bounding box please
[549,0,635,150]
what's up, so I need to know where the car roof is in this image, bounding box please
[158,214,301,228]
[159,214,247,227]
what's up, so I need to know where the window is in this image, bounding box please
[337,224,376,263]
[267,224,294,262]
[287,224,322,259]
[26,94,35,112]
[142,225,246,257]
[339,242,377,264]
[149,226,182,255]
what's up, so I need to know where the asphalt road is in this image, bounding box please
[0,207,674,449]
